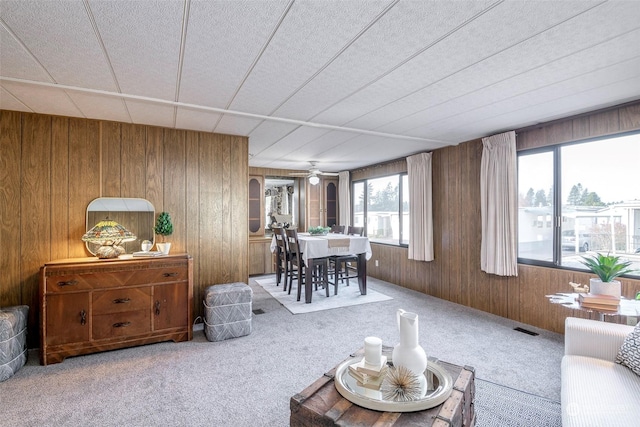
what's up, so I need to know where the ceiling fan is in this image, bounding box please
[288,162,339,185]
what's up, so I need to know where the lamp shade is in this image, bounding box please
[82,219,136,259]
[308,175,320,185]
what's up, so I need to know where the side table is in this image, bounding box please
[546,293,640,321]
[290,348,475,427]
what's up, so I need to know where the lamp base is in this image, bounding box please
[96,245,125,259]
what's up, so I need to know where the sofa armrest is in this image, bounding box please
[564,317,634,362]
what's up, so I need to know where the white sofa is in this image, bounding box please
[561,317,640,426]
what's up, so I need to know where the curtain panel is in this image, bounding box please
[338,171,351,227]
[480,131,518,276]
[407,152,434,262]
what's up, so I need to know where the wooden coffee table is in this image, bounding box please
[290,348,475,426]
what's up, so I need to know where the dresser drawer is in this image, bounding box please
[128,265,189,285]
[93,288,151,315]
[92,310,151,340]
[45,274,94,293]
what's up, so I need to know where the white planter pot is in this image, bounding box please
[156,242,171,255]
[589,278,621,298]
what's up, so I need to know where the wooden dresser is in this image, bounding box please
[39,254,193,365]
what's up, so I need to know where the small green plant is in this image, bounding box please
[154,212,174,242]
[580,253,635,282]
[308,226,330,235]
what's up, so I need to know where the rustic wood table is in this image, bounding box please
[290,348,475,426]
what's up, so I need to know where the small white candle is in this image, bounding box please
[364,336,382,366]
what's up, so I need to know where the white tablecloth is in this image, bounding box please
[270,233,372,265]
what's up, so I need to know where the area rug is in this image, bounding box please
[475,378,561,426]
[255,276,393,314]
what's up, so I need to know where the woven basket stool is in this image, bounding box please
[203,283,252,342]
[0,305,29,382]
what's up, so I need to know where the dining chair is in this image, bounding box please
[285,229,332,301]
[330,225,345,233]
[333,226,364,287]
[272,226,290,291]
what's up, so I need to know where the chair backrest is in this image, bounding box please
[347,226,364,236]
[330,225,345,234]
[285,228,302,266]
[272,226,288,254]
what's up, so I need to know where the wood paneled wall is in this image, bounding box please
[365,100,640,333]
[0,111,248,345]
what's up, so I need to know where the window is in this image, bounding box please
[352,174,409,246]
[518,132,640,277]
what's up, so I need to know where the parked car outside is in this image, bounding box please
[562,230,592,252]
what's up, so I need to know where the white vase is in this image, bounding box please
[392,309,428,377]
[156,242,171,255]
[589,278,621,298]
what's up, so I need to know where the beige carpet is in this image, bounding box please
[255,275,393,314]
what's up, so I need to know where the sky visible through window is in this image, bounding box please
[519,133,640,205]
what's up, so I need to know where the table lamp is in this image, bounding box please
[82,219,137,259]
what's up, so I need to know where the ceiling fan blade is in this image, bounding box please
[319,172,340,176]
[287,172,309,177]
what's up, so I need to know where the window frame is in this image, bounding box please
[352,173,409,247]
[517,130,640,279]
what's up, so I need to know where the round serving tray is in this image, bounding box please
[334,357,453,412]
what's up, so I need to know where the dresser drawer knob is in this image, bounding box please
[80,310,87,325]
[113,322,131,328]
[58,280,79,287]
[113,298,131,304]
[155,301,161,315]
[163,272,178,277]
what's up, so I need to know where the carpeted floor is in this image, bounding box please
[0,275,563,426]
[255,276,393,314]
[475,379,561,426]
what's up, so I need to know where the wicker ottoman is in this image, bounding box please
[0,305,29,382]
[203,283,252,342]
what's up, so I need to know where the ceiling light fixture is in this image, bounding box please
[308,175,320,185]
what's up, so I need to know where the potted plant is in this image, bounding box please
[580,252,636,298]
[154,211,174,254]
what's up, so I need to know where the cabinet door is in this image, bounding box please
[154,282,189,330]
[324,179,338,227]
[248,175,264,236]
[45,293,90,345]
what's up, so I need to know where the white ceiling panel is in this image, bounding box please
[214,114,263,137]
[175,108,222,133]
[2,1,640,171]
[1,0,117,90]
[0,25,52,82]
[227,0,395,115]
[88,0,184,100]
[67,92,131,123]
[0,86,31,112]
[177,0,290,108]
[1,80,83,117]
[124,100,175,129]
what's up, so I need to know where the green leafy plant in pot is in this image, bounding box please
[580,253,635,299]
[154,212,174,254]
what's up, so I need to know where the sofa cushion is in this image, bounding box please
[562,355,640,427]
[615,322,640,376]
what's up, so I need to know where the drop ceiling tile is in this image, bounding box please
[1,0,117,91]
[1,80,83,117]
[0,86,31,112]
[67,91,131,123]
[175,108,222,133]
[215,115,263,137]
[88,0,184,99]
[178,0,290,108]
[247,120,300,154]
[0,25,52,81]
[124,99,174,128]
[315,0,615,130]
[227,0,395,115]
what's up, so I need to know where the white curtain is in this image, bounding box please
[480,131,518,276]
[407,152,434,261]
[338,171,351,227]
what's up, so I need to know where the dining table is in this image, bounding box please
[271,232,373,303]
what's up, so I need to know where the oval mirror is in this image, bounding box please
[86,197,155,255]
